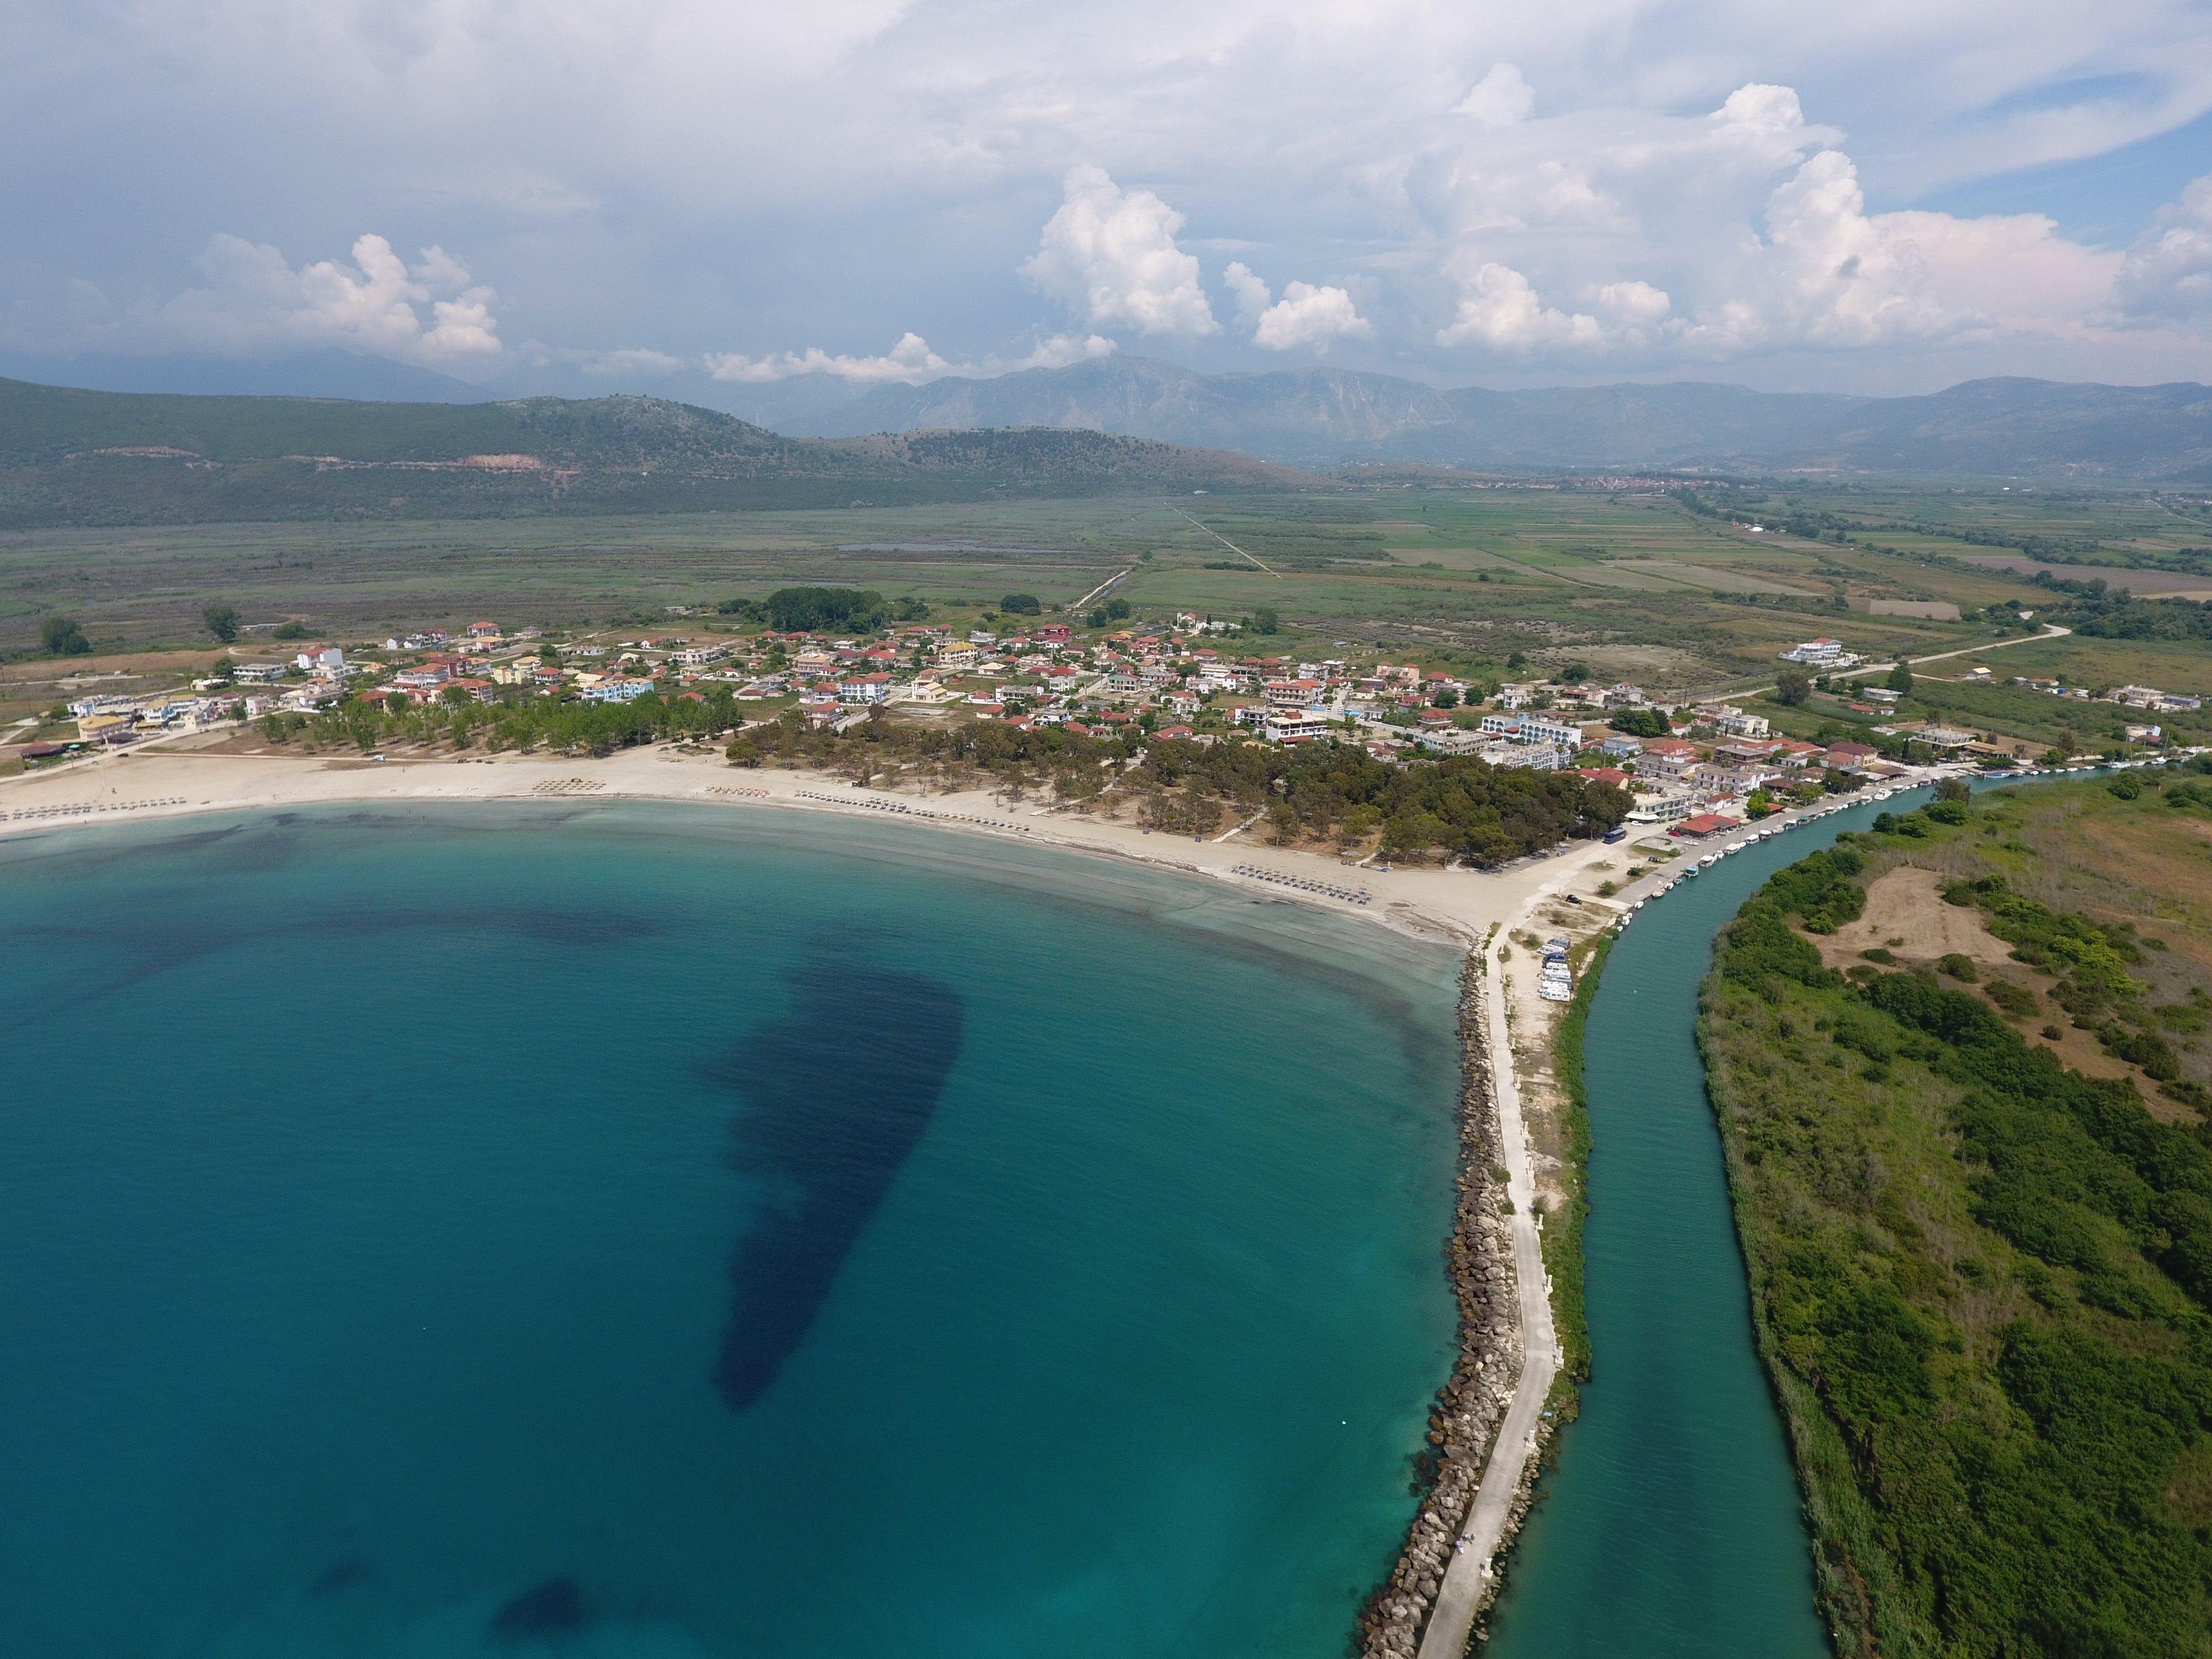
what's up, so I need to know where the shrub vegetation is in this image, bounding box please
[1704,834,2212,1657]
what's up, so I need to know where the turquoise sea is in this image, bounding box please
[0,802,1464,1659]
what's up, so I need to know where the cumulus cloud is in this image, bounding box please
[1223,262,1273,326]
[1426,82,2134,364]
[702,329,1114,383]
[2117,175,2212,320]
[1222,263,1372,351]
[1000,331,1118,371]
[705,331,951,383]
[1020,165,1217,337]
[1456,64,1534,128]
[130,234,503,365]
[14,3,2212,387]
[1437,263,1605,350]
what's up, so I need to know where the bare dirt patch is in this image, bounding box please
[1823,867,2015,968]
[1811,865,2155,1095]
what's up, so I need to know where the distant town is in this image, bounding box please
[26,599,2201,841]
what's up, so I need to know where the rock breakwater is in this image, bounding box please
[1354,955,1524,1658]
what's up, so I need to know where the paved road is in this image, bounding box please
[1418,940,1563,1658]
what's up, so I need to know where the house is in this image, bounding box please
[1778,638,1855,666]
[580,679,655,703]
[1823,741,1879,766]
[294,644,346,675]
[1626,788,1694,823]
[1641,738,1704,780]
[1420,727,1488,757]
[1265,709,1332,744]
[1673,813,1743,838]
[839,674,893,705]
[1577,766,1631,788]
[1265,677,1326,708]
[1710,707,1771,740]
[465,621,502,643]
[1600,734,1644,759]
[1915,726,1978,752]
[1478,712,1580,748]
[935,641,978,670]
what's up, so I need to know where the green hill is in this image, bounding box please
[0,378,1300,526]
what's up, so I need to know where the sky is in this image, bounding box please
[6,0,2212,399]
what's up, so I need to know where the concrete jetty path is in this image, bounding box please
[1418,939,1562,1658]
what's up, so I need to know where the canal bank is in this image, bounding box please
[1479,789,1930,1658]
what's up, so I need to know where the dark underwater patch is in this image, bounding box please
[309,1558,372,1597]
[0,902,659,1015]
[703,951,964,1411]
[491,1575,589,1640]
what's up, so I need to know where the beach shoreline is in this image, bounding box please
[0,735,1632,947]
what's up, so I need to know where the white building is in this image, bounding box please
[1479,712,1582,748]
[1778,639,1859,667]
[1264,709,1332,744]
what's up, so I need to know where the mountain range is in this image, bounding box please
[723,357,2212,481]
[0,375,1293,528]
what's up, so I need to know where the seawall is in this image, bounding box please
[1354,954,1524,1657]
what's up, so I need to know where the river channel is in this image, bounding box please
[1485,785,1934,1657]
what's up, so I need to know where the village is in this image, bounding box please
[21,606,2199,845]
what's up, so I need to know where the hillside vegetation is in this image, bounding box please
[1701,770,2212,1657]
[0,378,1298,526]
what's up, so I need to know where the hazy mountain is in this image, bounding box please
[0,351,495,404]
[757,357,2212,481]
[0,377,1299,528]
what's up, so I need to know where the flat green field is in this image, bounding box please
[4,481,2205,745]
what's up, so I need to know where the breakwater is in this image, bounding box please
[1355,955,1523,1657]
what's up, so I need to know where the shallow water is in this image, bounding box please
[0,802,1463,1659]
[1486,791,1924,1657]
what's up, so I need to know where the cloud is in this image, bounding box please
[1457,64,1534,128]
[1223,263,1372,351]
[1437,263,1606,350]
[999,332,1118,371]
[705,328,1115,383]
[127,234,503,366]
[1425,82,2136,365]
[1223,262,1272,326]
[1020,165,1217,337]
[2117,175,2212,321]
[705,331,951,383]
[13,4,2212,389]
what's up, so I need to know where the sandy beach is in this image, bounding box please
[0,733,1634,948]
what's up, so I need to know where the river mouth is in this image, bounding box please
[0,801,1462,1659]
[1484,788,1925,1658]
